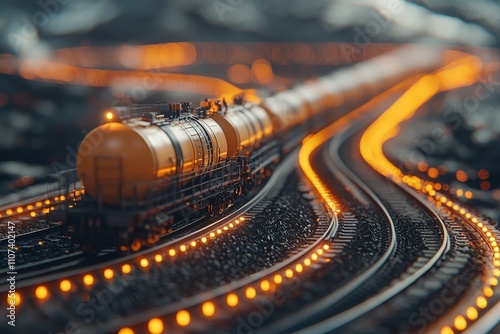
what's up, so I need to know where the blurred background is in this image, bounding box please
[0,0,499,218]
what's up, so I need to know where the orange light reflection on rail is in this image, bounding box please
[360,55,481,184]
[298,75,416,214]
[357,53,500,333]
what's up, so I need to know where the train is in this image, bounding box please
[68,46,445,253]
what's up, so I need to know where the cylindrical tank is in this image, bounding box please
[248,104,273,139]
[293,82,333,116]
[77,117,229,206]
[77,121,177,206]
[211,103,272,156]
[196,117,229,164]
[262,91,309,132]
[161,117,227,174]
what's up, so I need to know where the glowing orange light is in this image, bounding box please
[246,287,257,299]
[140,259,149,268]
[148,318,163,334]
[441,326,454,334]
[202,301,215,317]
[226,293,238,307]
[83,274,94,286]
[251,59,274,84]
[456,170,468,182]
[428,168,439,179]
[454,315,467,330]
[104,269,114,279]
[417,161,428,172]
[7,292,21,307]
[490,277,498,286]
[35,286,48,300]
[227,64,250,84]
[60,280,72,292]
[480,181,491,191]
[176,310,190,327]
[118,328,134,334]
[476,296,487,309]
[478,169,489,180]
[122,264,132,274]
[466,306,478,320]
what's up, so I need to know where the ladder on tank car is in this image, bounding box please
[94,156,124,206]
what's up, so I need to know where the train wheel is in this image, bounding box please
[78,217,93,254]
[131,239,142,252]
[206,204,215,217]
[235,184,242,196]
[78,217,105,255]
[218,201,225,215]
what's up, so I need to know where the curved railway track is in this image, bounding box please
[293,120,493,334]
[259,91,450,334]
[0,151,295,290]
[0,150,300,287]
[258,55,498,334]
[1,149,337,334]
